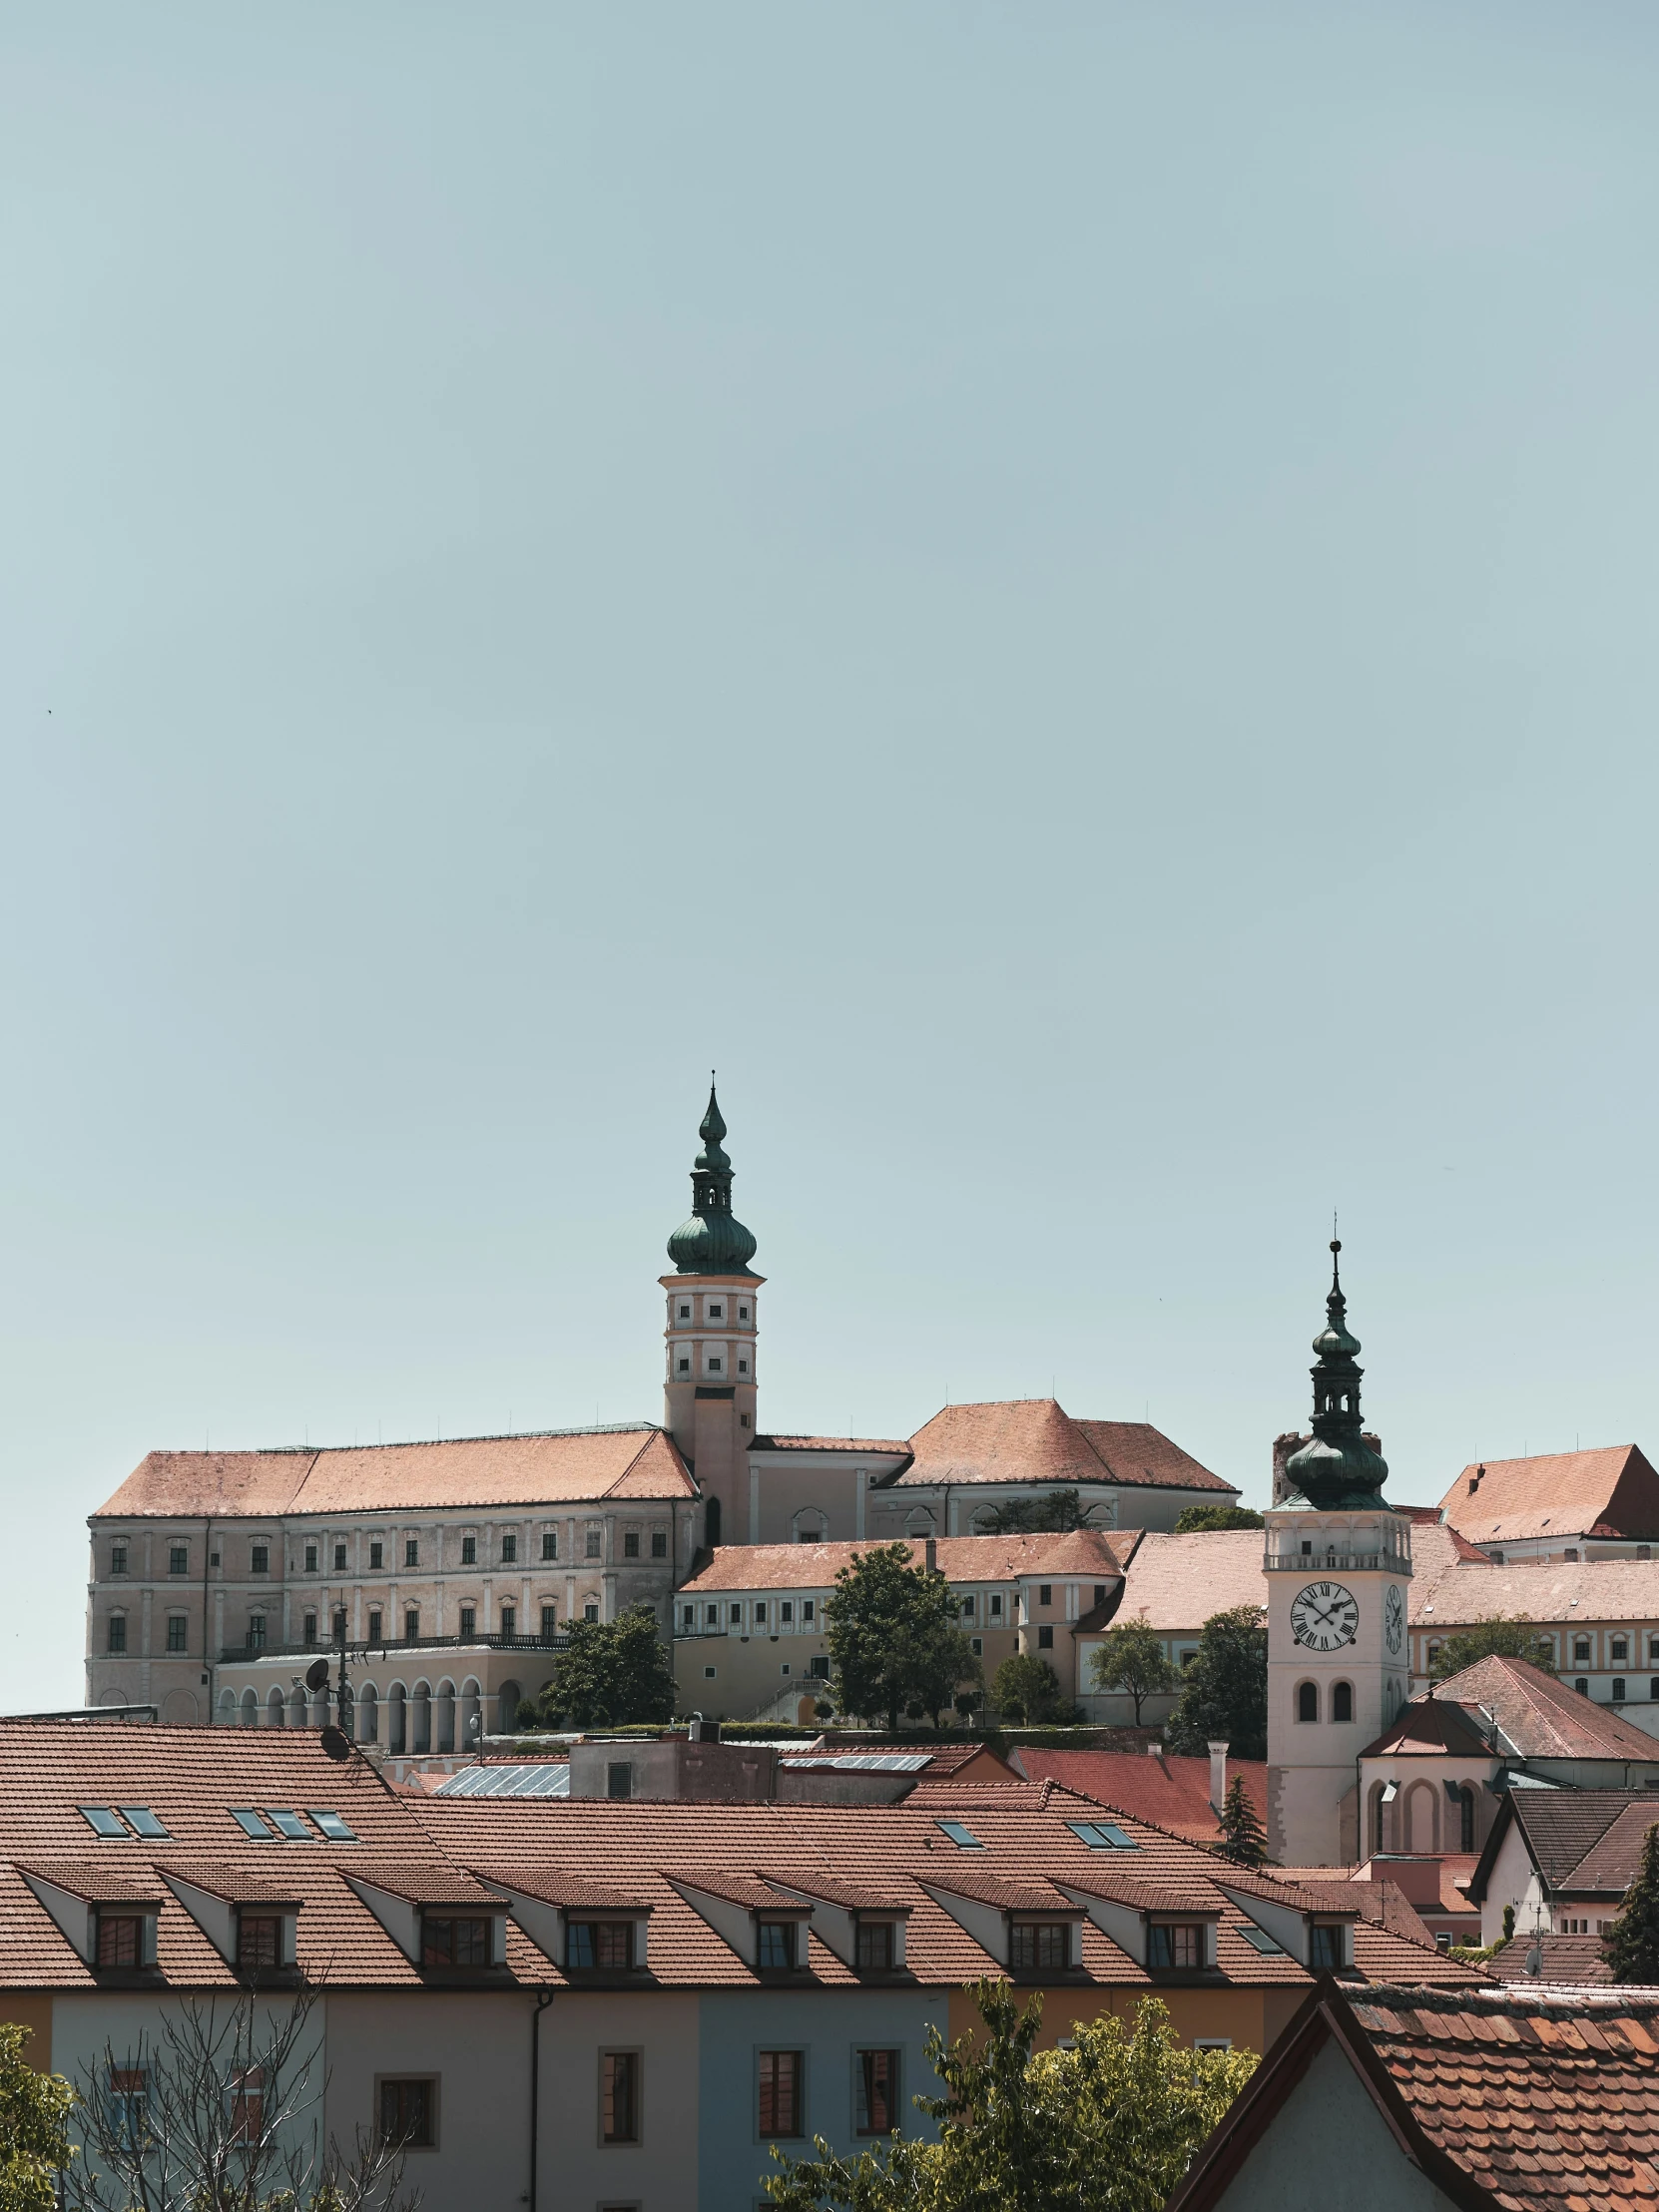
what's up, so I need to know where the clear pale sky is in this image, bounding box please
[3,4,1657,1709]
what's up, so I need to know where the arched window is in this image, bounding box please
[1371,1783,1386,1854]
[1332,1681,1354,1724]
[705,1496,722,1548]
[1459,1786,1475,1852]
[355,1684,377,1743]
[497,1680,522,1735]
[1297,1681,1319,1723]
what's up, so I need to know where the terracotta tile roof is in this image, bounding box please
[1485,1934,1615,1985]
[1504,1794,1644,1890]
[156,1864,306,1908]
[1395,1509,1492,1568]
[1359,1698,1495,1760]
[677,1529,1125,1594]
[343,1863,510,1908]
[1213,1870,1362,1919]
[1275,1860,1481,1930]
[94,1426,693,1520]
[0,1721,499,1988]
[1094,1530,1268,1634]
[918,1867,1075,1913]
[885,1400,1235,1494]
[1438,1443,1659,1546]
[1350,1983,1659,2207]
[1059,1869,1220,1915]
[1008,1750,1269,1846]
[749,1436,911,1456]
[1429,1656,1659,1762]
[16,1862,168,1904]
[411,1783,1485,1993]
[1413,1558,1659,1632]
[764,1871,915,1913]
[468,1867,654,1912]
[669,1871,815,1911]
[819,1743,1013,1778]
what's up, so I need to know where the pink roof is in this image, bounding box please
[1411,1557,1659,1629]
[679,1529,1126,1595]
[1428,1655,1659,1762]
[95,1426,694,1520]
[1098,1529,1268,1634]
[886,1400,1234,1494]
[750,1435,911,1456]
[1438,1444,1659,1546]
[1009,1749,1269,1846]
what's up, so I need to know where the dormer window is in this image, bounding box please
[421,1915,493,1967]
[709,1304,724,1320]
[1010,1923,1069,1972]
[855,1922,894,1969]
[96,1912,155,1968]
[567,1921,634,1970]
[757,1921,798,1970]
[1310,1925,1347,1970]
[238,1913,284,1970]
[1148,1924,1206,1969]
[679,1304,690,1319]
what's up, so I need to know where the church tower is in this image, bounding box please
[1265,1242,1412,1868]
[661,1083,763,1552]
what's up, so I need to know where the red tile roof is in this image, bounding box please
[1359,1699,1495,1760]
[93,1427,694,1520]
[886,1400,1235,1494]
[1008,1749,1269,1847]
[749,1436,911,1456]
[1170,1980,1659,2212]
[678,1530,1125,1594]
[1562,1804,1659,1898]
[1428,1656,1659,1762]
[1439,1444,1659,1546]
[1094,1530,1268,1634]
[1485,1934,1614,1985]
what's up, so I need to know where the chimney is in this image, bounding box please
[1208,1740,1229,1813]
[1468,1463,1485,1496]
[924,1537,937,1574]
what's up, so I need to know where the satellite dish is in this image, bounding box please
[304,1658,331,1693]
[319,1725,352,1763]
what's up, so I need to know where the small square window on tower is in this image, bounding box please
[679,1304,690,1320]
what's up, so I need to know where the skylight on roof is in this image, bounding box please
[78,1807,126,1840]
[1235,1925,1287,1954]
[307,1810,357,1842]
[230,1809,274,1839]
[265,1811,310,1841]
[1066,1821,1138,1851]
[119,1808,170,1840]
[935,1820,983,1850]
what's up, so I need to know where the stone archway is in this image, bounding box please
[161,1689,199,1726]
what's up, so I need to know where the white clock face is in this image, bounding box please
[1384,1585,1404,1654]
[1291,1581,1359,1651]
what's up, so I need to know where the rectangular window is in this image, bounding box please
[706,1604,719,1627]
[781,1601,794,1623]
[758,2051,803,2138]
[960,1595,976,1618]
[379,2078,435,2149]
[333,1543,346,1571]
[501,1533,517,1563]
[1614,1638,1630,1662]
[247,1614,267,1649]
[302,1614,317,1646]
[757,1923,796,1970]
[107,1615,127,1654]
[332,1608,347,1643]
[266,1810,309,1839]
[709,1304,723,1320]
[1094,1584,1108,1607]
[739,1305,749,1320]
[111,1544,128,1576]
[421,1917,492,1966]
[228,2065,264,2145]
[1037,1625,1054,1649]
[79,1806,126,1838]
[624,1532,640,1558]
[677,1358,690,1374]
[679,1302,690,1319]
[369,1541,383,1569]
[459,1606,476,1638]
[306,1810,357,1842]
[251,1545,269,1575]
[708,1358,722,1373]
[586,1528,603,1559]
[540,1605,557,1643]
[755,1602,768,1624]
[601,2051,640,2144]
[239,1915,282,1969]
[811,1653,830,1678]
[461,1536,476,1564]
[109,2068,147,2144]
[542,1531,558,1561]
[1149,1924,1206,1969]
[1309,1926,1345,1970]
[120,1806,168,1839]
[607,1762,633,1801]
[1038,1584,1052,1606]
[936,1821,982,1849]
[230,1808,273,1839]
[971,1637,982,1655]
[1010,1924,1069,1971]
[367,1609,382,1643]
[855,2049,899,2136]
[501,1605,517,1637]
[855,1922,894,1969]
[1575,1638,1591,1662]
[404,1609,419,1642]
[169,1544,188,1575]
[404,1539,418,1568]
[803,1600,815,1623]
[651,1530,667,1558]
[1066,1821,1138,1850]
[989,1594,1003,1618]
[97,1913,146,1967]
[304,1544,317,1572]
[1614,1678,1628,1701]
[730,1603,742,1624]
[166,1616,188,1653]
[569,1922,633,1970]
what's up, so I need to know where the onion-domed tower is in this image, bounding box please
[661,1083,764,1550]
[1265,1242,1412,1867]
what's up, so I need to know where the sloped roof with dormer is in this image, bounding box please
[1439,1445,1659,1547]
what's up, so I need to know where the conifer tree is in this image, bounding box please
[1217,1774,1267,1869]
[1604,1822,1659,1983]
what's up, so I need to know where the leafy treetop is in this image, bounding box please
[0,2025,73,2212]
[1428,1613,1557,1681]
[826,1544,980,1733]
[990,1652,1071,1726]
[526,1604,678,1730]
[1173,1505,1265,1533]
[1166,1605,1268,1762]
[1088,1616,1177,1725]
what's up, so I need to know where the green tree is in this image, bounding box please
[1217,1775,1268,1869]
[1605,1822,1659,1983]
[525,1604,678,1729]
[1088,1616,1177,1725]
[0,2024,74,2212]
[974,1489,1098,1535]
[826,1545,981,1733]
[1429,1614,1558,1681]
[1173,1505,1265,1534]
[1166,1606,1268,1761]
[990,1652,1069,1725]
[764,1979,1255,2212]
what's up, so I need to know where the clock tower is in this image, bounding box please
[1265,1243,1411,1868]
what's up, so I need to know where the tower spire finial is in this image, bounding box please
[1280,1235,1388,1508]
[667,1080,757,1276]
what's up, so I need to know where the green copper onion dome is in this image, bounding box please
[1281,1240,1390,1509]
[667,1080,759,1276]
